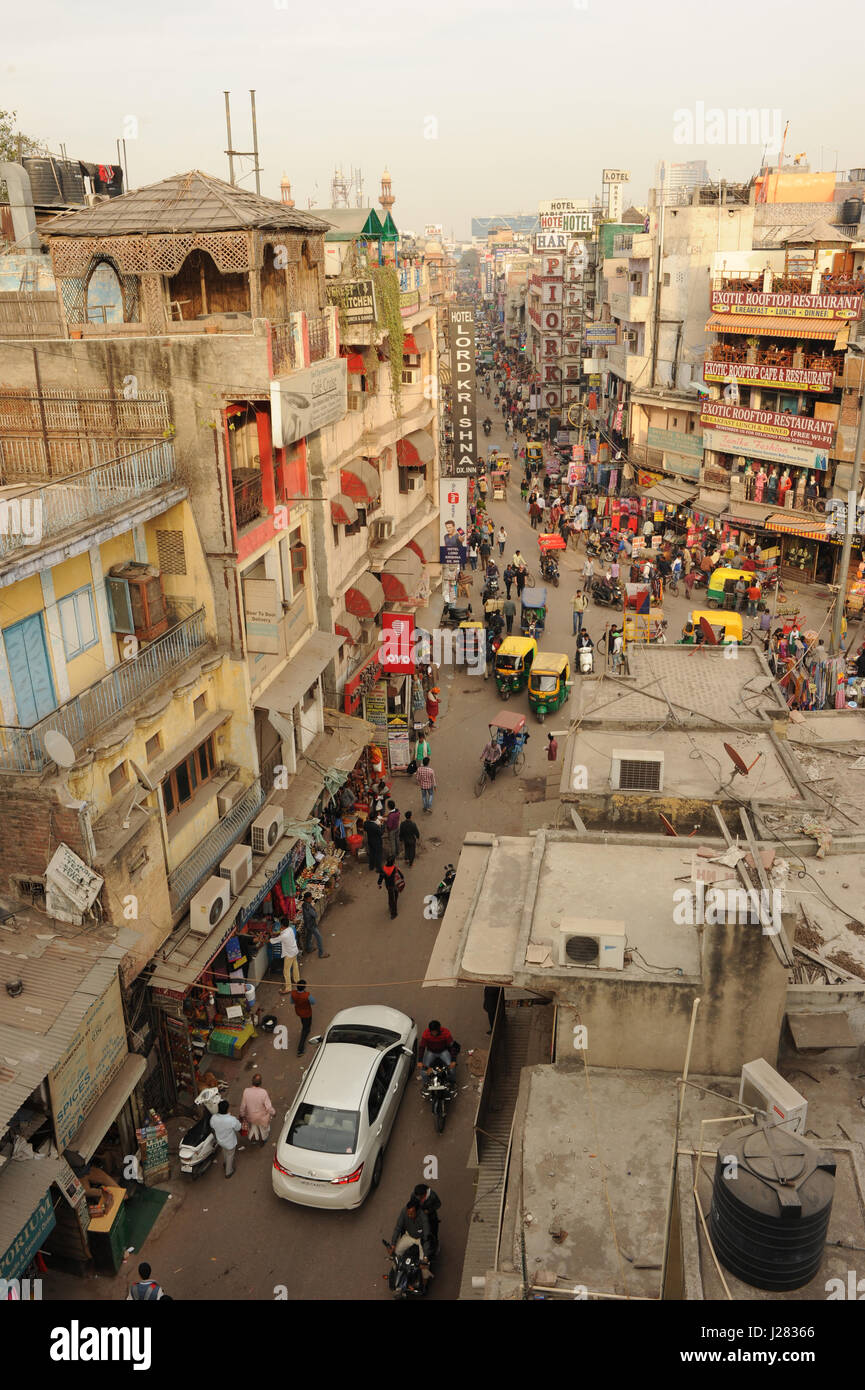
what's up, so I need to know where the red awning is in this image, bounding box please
[396,430,435,467]
[705,314,843,340]
[334,611,362,644]
[346,353,365,374]
[403,333,420,355]
[406,537,426,563]
[345,571,385,619]
[331,492,358,526]
[340,458,381,503]
[765,512,833,542]
[379,547,424,602]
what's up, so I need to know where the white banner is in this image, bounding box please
[439,478,468,564]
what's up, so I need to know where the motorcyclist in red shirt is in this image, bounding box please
[417,1020,456,1078]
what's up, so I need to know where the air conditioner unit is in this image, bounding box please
[405,475,425,492]
[189,876,232,935]
[217,780,245,817]
[371,517,395,542]
[85,193,110,207]
[106,562,169,643]
[251,806,284,854]
[624,331,639,351]
[611,750,664,792]
[557,919,626,971]
[219,843,253,895]
[739,1058,807,1134]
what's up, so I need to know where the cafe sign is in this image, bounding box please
[710,290,862,320]
[703,360,835,392]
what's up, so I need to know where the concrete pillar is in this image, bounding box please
[90,546,117,672]
[39,570,71,703]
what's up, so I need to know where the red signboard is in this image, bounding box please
[700,399,835,447]
[344,651,383,715]
[379,612,415,675]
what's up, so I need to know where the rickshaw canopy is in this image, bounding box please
[496,635,537,662]
[531,651,570,677]
[538,533,566,551]
[689,610,744,643]
[489,711,527,734]
[709,567,753,591]
[521,586,548,610]
[458,620,485,630]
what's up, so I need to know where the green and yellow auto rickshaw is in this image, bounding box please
[706,567,754,610]
[527,652,572,723]
[493,635,537,700]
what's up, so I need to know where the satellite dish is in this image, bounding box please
[699,616,718,645]
[129,760,156,793]
[724,743,762,777]
[43,731,76,768]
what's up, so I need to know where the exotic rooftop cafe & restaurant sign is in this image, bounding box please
[703,360,836,392]
[710,290,863,320]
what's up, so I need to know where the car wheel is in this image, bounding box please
[371,1150,383,1188]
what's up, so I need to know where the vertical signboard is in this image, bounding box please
[449,307,478,476]
[439,477,468,564]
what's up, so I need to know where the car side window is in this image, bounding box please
[367,1075,387,1124]
[378,1047,400,1087]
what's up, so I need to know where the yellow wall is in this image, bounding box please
[0,573,44,628]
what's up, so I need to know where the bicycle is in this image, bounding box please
[666,575,680,597]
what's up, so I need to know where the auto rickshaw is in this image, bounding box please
[688,610,751,645]
[457,620,485,666]
[526,442,544,471]
[520,586,547,638]
[493,635,537,700]
[538,533,565,587]
[528,652,571,723]
[706,567,755,610]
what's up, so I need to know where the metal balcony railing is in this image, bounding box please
[270,321,298,375]
[307,316,329,363]
[168,774,267,908]
[232,470,265,528]
[0,442,177,559]
[0,608,208,774]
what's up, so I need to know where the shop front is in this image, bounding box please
[765,513,858,585]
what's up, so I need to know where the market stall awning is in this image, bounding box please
[378,546,424,602]
[340,458,381,503]
[331,492,358,526]
[645,481,697,505]
[275,709,375,824]
[721,503,775,528]
[412,324,433,352]
[345,352,365,374]
[0,1156,62,1280]
[396,429,435,466]
[403,333,420,355]
[256,631,344,715]
[345,570,385,618]
[70,1054,147,1162]
[690,491,729,518]
[705,314,844,340]
[764,512,832,541]
[334,611,362,645]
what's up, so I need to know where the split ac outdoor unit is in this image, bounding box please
[371,517,395,542]
[219,844,253,895]
[739,1058,807,1135]
[251,806,284,854]
[557,919,626,971]
[217,782,244,818]
[189,876,232,935]
[405,475,425,492]
[611,749,664,792]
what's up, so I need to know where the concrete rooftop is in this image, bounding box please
[576,645,787,727]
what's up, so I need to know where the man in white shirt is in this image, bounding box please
[210,1100,242,1178]
[271,919,299,994]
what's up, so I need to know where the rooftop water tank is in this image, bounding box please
[841,196,863,226]
[709,1123,835,1291]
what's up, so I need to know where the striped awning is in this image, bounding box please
[705,314,844,340]
[331,492,358,526]
[379,547,424,602]
[345,570,385,619]
[340,458,381,503]
[765,512,833,541]
[334,611,362,645]
[397,429,435,466]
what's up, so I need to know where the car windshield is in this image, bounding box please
[287,1103,360,1154]
[534,674,557,692]
[497,655,520,670]
[325,1025,401,1049]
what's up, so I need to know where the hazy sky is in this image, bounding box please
[4,0,863,237]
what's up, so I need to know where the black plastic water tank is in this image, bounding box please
[709,1123,835,1291]
[842,196,863,225]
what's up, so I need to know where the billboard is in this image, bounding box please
[50,974,127,1151]
[439,478,468,564]
[586,323,618,344]
[538,199,589,214]
[535,232,568,252]
[271,358,347,446]
[602,170,631,183]
[539,211,592,234]
[449,306,478,476]
[326,278,376,323]
[700,400,835,448]
[709,290,862,320]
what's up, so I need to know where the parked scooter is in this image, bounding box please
[578,645,594,675]
[431,864,456,917]
[178,1086,224,1178]
[382,1239,431,1298]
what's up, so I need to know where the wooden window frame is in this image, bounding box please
[161,734,216,819]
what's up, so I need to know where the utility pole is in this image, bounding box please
[223,91,261,191]
[249,90,261,194]
[224,92,235,185]
[830,345,865,655]
[650,188,665,388]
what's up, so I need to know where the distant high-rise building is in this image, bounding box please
[655,159,710,206]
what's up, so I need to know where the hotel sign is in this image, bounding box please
[539,211,593,234]
[710,290,862,320]
[703,360,835,392]
[449,306,478,476]
[701,400,835,448]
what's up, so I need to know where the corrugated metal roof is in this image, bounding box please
[0,947,125,1136]
[0,1155,62,1260]
[42,170,332,238]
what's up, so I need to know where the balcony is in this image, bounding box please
[0,442,178,561]
[606,343,650,384]
[232,469,265,528]
[705,344,844,376]
[0,387,172,484]
[0,609,209,774]
[610,291,649,322]
[612,235,633,256]
[168,770,268,909]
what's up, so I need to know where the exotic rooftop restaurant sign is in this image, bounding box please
[700,399,836,448]
[710,290,863,320]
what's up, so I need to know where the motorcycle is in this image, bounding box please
[382,1239,430,1298]
[422,1054,459,1133]
[432,863,456,916]
[178,1086,224,1178]
[482,574,500,602]
[540,555,560,587]
[591,578,622,608]
[483,419,492,436]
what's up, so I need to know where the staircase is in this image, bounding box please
[458,1003,551,1299]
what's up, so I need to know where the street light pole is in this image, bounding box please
[830,345,865,655]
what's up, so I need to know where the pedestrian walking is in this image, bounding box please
[271,918,300,993]
[385,799,401,860]
[573,589,589,636]
[378,857,405,919]
[515,565,527,597]
[210,1100,241,1178]
[610,626,625,674]
[479,536,491,564]
[127,1262,165,1301]
[365,813,384,874]
[301,891,330,959]
[503,562,516,598]
[502,596,516,634]
[415,732,431,765]
[546,732,558,761]
[425,686,440,727]
[582,555,595,590]
[398,809,420,866]
[747,581,761,617]
[415,756,437,812]
[239,1073,276,1144]
[468,541,478,571]
[483,984,502,1034]
[497,525,507,556]
[291,981,315,1056]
